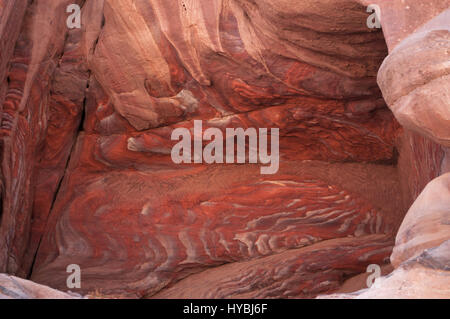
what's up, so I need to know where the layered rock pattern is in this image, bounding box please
[0,0,86,275]
[153,235,393,299]
[0,0,448,299]
[31,161,400,296]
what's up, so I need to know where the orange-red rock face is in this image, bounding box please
[30,161,400,296]
[0,0,447,299]
[0,0,86,274]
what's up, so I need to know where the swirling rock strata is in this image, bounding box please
[3,0,449,299]
[31,161,400,296]
[0,0,86,275]
[152,235,393,299]
[16,0,403,298]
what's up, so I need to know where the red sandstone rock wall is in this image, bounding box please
[0,0,448,299]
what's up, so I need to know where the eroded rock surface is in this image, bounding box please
[391,173,450,267]
[0,0,448,298]
[321,0,450,299]
[321,240,450,299]
[0,273,80,299]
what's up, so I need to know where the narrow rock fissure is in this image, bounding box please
[27,74,90,279]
